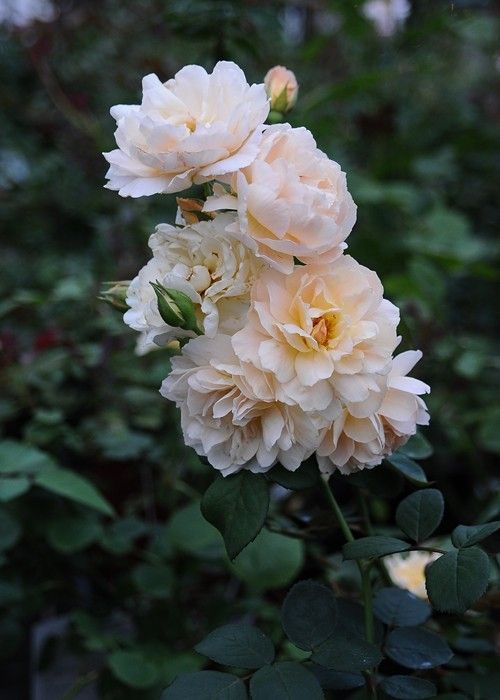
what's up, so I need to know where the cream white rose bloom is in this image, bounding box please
[205,124,356,273]
[317,349,430,474]
[160,335,322,475]
[124,213,263,351]
[384,551,440,599]
[104,61,269,197]
[232,256,399,417]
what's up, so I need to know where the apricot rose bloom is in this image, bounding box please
[103,61,269,197]
[205,124,356,273]
[160,335,322,475]
[232,256,400,416]
[123,213,263,351]
[317,350,430,474]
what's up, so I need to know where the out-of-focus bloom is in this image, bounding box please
[0,0,56,28]
[361,0,411,37]
[160,334,322,475]
[103,61,269,197]
[124,213,263,352]
[264,66,298,113]
[232,256,399,416]
[205,124,356,273]
[384,550,440,599]
[317,349,430,474]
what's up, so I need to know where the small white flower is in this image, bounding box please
[124,213,263,352]
[0,0,56,28]
[103,61,269,197]
[362,0,411,37]
[384,550,440,599]
[160,334,322,475]
[205,124,356,274]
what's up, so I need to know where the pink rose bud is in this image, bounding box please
[264,65,298,113]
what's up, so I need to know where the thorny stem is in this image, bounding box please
[319,475,378,699]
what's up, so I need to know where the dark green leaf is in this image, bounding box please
[34,466,114,516]
[396,489,444,543]
[168,502,224,559]
[311,628,383,672]
[162,671,247,699]
[400,433,433,460]
[385,627,453,669]
[449,671,500,700]
[0,440,54,474]
[132,564,172,598]
[195,623,274,669]
[451,521,500,548]
[0,477,30,502]
[201,472,269,560]
[108,650,159,689]
[281,580,337,651]
[230,529,304,591]
[343,536,410,560]
[344,465,404,498]
[425,547,490,613]
[380,675,437,699]
[373,587,431,627]
[249,662,323,700]
[337,600,384,644]
[387,454,428,486]
[309,665,364,690]
[267,459,319,490]
[0,509,21,552]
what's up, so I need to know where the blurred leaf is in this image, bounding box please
[451,522,500,549]
[0,509,21,552]
[34,466,114,516]
[230,529,304,590]
[46,514,102,553]
[108,650,159,689]
[400,433,433,460]
[195,623,274,669]
[0,440,54,474]
[309,665,364,690]
[168,501,224,559]
[131,563,172,598]
[0,477,30,501]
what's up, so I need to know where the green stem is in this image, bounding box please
[320,476,377,697]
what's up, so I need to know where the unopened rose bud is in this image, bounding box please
[150,281,202,335]
[98,281,130,311]
[264,65,298,114]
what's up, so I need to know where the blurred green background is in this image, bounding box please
[0,0,499,698]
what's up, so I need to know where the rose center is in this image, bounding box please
[311,313,338,347]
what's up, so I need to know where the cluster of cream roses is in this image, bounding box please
[104,61,429,477]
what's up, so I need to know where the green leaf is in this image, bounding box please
[195,624,274,669]
[344,465,404,498]
[400,433,433,460]
[230,529,304,591]
[373,588,431,627]
[425,547,490,613]
[309,665,364,690]
[385,627,453,669]
[337,600,384,644]
[46,514,102,553]
[108,650,159,689]
[281,580,337,651]
[311,627,383,673]
[201,472,269,560]
[0,440,54,474]
[380,675,437,699]
[34,466,114,516]
[168,502,224,559]
[267,459,319,490]
[249,662,324,700]
[132,563,173,598]
[396,489,444,543]
[387,454,428,486]
[343,536,410,560]
[0,477,30,501]
[451,521,500,548]
[0,509,21,552]
[162,671,247,699]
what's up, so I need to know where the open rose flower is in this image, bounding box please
[124,213,263,351]
[232,256,399,417]
[205,124,356,273]
[161,335,323,475]
[317,349,430,474]
[103,61,269,197]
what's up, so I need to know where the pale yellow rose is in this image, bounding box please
[384,551,440,599]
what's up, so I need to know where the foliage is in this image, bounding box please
[0,0,499,698]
